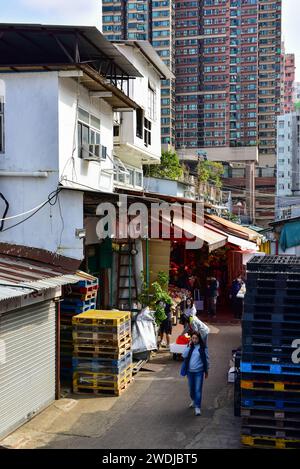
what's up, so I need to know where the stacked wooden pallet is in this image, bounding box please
[60,277,98,383]
[72,310,132,396]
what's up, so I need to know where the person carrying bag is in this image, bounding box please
[180,332,209,416]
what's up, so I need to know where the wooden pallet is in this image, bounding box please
[73,367,132,387]
[72,310,131,327]
[73,337,131,352]
[73,343,132,360]
[73,377,133,396]
[72,330,131,344]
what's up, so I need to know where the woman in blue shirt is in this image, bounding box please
[181,332,209,416]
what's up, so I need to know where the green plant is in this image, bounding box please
[138,271,173,326]
[197,160,224,188]
[143,150,183,180]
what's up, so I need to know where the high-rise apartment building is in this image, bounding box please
[175,0,281,160]
[102,0,175,148]
[280,44,296,114]
[175,0,259,150]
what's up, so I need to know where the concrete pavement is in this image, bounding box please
[1,324,242,449]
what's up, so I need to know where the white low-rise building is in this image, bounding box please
[0,24,142,264]
[112,41,174,192]
[276,110,300,219]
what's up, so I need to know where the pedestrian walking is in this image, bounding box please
[230,274,245,319]
[206,276,219,318]
[181,332,209,416]
[158,301,172,350]
[180,297,197,321]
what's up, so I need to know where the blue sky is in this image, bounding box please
[0,0,299,79]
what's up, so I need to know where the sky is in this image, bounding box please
[0,0,299,79]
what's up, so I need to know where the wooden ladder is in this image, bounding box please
[116,241,138,310]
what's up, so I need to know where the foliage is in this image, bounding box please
[138,271,173,326]
[197,160,224,188]
[143,150,183,181]
[224,212,240,223]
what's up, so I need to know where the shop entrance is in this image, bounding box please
[169,241,245,320]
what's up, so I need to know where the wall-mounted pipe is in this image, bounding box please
[0,172,49,177]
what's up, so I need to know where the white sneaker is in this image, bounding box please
[195,407,201,416]
[189,401,195,408]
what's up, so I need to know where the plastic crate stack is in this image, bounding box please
[241,255,300,450]
[60,277,98,383]
[72,310,132,396]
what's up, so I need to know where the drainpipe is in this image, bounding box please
[55,299,61,400]
[146,238,150,290]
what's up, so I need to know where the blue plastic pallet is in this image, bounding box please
[75,278,98,288]
[241,396,300,412]
[72,351,132,371]
[61,298,96,307]
[61,302,96,313]
[241,362,300,376]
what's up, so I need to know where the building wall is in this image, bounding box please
[0,73,85,260]
[102,0,175,149]
[58,77,114,192]
[113,43,162,161]
[276,113,293,197]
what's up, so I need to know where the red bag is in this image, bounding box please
[176,335,190,345]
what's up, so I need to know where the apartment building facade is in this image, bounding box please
[276,110,300,220]
[280,45,296,115]
[102,0,176,149]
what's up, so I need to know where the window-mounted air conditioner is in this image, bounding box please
[81,144,100,161]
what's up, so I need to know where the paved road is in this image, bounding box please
[46,324,242,449]
[1,324,242,449]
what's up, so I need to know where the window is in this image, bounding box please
[0,97,4,153]
[144,118,151,147]
[114,159,143,189]
[136,108,143,139]
[148,82,156,121]
[78,108,103,159]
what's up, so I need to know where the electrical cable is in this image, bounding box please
[0,188,62,233]
[0,192,9,231]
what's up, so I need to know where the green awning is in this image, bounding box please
[280,221,300,251]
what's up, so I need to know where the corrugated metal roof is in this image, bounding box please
[0,23,142,78]
[113,40,175,80]
[0,255,95,302]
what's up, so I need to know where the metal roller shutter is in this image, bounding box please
[0,300,56,439]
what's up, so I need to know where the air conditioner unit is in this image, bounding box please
[81,144,100,161]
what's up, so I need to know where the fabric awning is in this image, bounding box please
[280,221,300,252]
[165,216,227,252]
[205,214,261,243]
[204,223,258,252]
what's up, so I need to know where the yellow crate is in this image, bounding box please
[241,435,300,449]
[72,310,131,327]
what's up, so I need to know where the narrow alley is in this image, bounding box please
[1,323,241,450]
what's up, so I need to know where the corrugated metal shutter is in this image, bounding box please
[0,300,56,439]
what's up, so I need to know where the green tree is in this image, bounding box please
[197,160,224,188]
[143,150,183,180]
